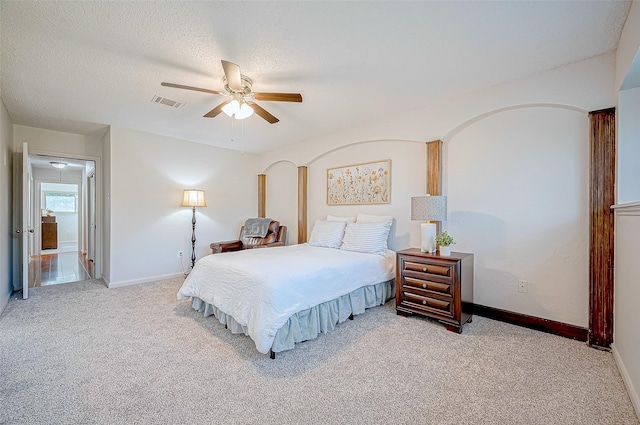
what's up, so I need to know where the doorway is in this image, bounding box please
[28,156,96,287]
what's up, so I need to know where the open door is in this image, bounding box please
[87,171,96,262]
[14,142,33,299]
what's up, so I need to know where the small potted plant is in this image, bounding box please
[435,231,455,256]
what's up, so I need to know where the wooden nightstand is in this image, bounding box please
[396,248,474,333]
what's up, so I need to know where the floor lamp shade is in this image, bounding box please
[411,195,447,253]
[181,190,207,208]
[181,189,207,268]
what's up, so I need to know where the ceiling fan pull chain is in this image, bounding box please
[230,115,235,142]
[241,119,244,155]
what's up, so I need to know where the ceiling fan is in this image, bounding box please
[161,60,302,124]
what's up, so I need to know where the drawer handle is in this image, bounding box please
[422,267,427,272]
[422,300,427,305]
[422,284,427,289]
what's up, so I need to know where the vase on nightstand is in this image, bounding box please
[439,246,451,256]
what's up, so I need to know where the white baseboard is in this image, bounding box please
[0,291,8,316]
[612,344,640,420]
[107,272,184,289]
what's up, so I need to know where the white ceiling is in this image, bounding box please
[0,1,632,154]
[30,154,89,171]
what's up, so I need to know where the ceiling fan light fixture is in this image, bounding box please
[236,102,254,119]
[50,161,67,169]
[222,99,254,120]
[222,99,239,117]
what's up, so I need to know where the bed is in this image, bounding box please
[177,218,396,357]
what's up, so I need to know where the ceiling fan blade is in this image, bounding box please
[253,92,303,102]
[221,60,242,91]
[161,82,222,96]
[204,100,232,118]
[247,102,279,124]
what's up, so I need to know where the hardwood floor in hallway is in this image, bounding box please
[29,251,93,287]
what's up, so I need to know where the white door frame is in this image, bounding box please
[27,149,103,280]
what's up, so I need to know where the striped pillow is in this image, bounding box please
[308,220,347,249]
[340,221,391,255]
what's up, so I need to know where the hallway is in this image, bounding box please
[29,244,93,287]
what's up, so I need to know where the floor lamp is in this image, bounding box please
[411,195,447,253]
[181,189,207,268]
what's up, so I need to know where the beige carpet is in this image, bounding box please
[1,278,638,425]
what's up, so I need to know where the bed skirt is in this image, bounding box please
[190,279,395,354]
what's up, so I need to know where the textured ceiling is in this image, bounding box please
[0,1,632,154]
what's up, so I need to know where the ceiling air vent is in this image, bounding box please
[151,95,184,109]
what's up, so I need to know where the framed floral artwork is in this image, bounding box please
[327,159,391,205]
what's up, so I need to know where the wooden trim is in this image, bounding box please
[257,174,266,218]
[473,304,588,341]
[426,140,443,235]
[298,166,307,244]
[588,107,616,349]
[426,140,442,196]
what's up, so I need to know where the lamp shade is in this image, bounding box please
[181,189,207,207]
[411,195,447,221]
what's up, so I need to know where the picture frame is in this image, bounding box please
[327,159,391,205]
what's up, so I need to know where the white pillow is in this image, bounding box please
[308,220,347,249]
[356,213,394,228]
[340,221,392,255]
[327,215,356,223]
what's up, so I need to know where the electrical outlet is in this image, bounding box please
[518,280,528,293]
[178,250,183,259]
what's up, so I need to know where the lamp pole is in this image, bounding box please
[190,206,197,269]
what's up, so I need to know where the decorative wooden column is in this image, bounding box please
[426,140,443,235]
[298,166,308,243]
[258,174,266,218]
[588,107,616,350]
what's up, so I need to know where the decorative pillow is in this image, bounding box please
[356,213,394,228]
[308,220,347,249]
[340,221,392,255]
[326,215,356,223]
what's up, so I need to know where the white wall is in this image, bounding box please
[613,1,640,418]
[617,87,640,204]
[106,126,258,287]
[0,99,13,316]
[307,141,425,251]
[448,107,589,326]
[13,125,103,158]
[259,53,615,328]
[616,1,640,89]
[613,205,640,417]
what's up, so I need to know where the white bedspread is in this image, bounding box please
[177,243,396,354]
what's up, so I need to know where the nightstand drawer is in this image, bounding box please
[404,261,451,277]
[401,291,453,317]
[403,276,451,296]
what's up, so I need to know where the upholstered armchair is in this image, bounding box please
[210,219,287,254]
